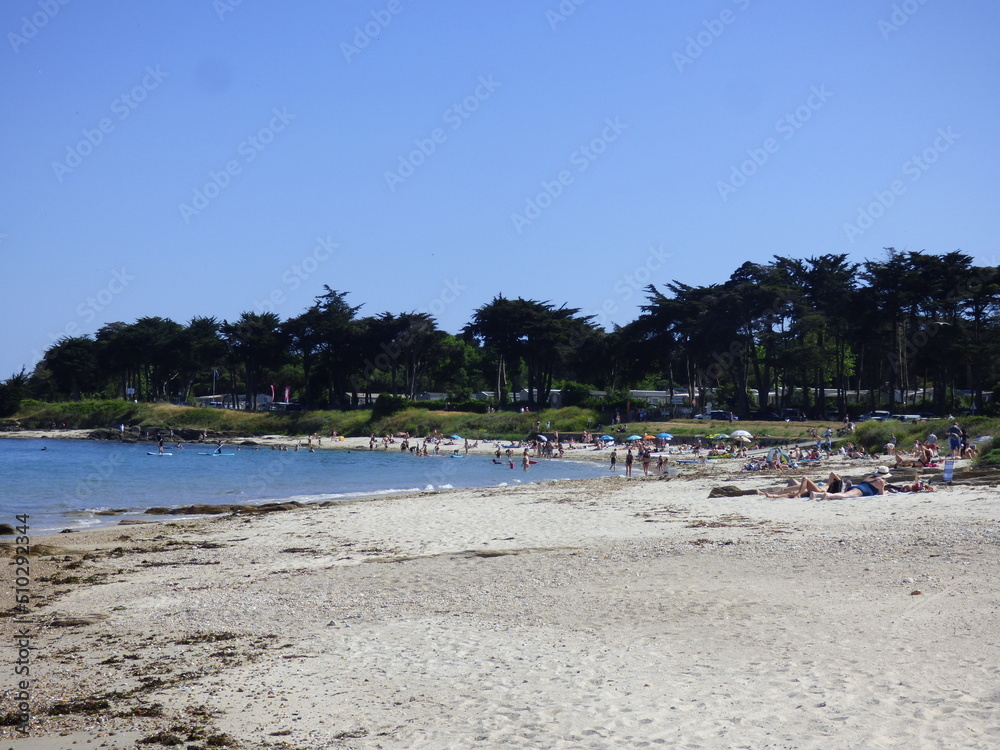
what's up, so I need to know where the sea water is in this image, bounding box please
[0,439,606,533]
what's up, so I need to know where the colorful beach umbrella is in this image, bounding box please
[627,435,641,441]
[450,434,462,440]
[730,429,752,438]
[711,433,730,440]
[657,432,673,439]
[600,435,614,441]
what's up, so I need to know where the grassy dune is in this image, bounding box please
[5,401,996,462]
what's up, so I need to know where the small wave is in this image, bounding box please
[275,488,424,503]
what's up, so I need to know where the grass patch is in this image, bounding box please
[27,400,986,448]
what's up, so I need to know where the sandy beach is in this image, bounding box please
[2,452,999,749]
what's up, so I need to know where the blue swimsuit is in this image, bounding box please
[856,481,878,497]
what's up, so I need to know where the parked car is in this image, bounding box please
[268,402,305,412]
[698,409,737,421]
[858,410,891,422]
[782,408,806,421]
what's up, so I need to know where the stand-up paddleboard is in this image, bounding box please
[147,452,172,456]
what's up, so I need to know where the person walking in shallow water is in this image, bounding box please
[624,448,634,477]
[522,448,531,472]
[610,448,617,472]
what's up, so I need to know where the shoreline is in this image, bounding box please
[1,432,619,536]
[2,429,982,535]
[2,461,999,748]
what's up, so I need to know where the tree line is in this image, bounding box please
[3,250,1000,419]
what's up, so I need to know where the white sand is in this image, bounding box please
[2,460,999,749]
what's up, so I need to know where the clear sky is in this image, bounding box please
[2,0,999,378]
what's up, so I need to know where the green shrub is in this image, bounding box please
[372,394,409,419]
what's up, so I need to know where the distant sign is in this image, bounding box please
[126,387,135,395]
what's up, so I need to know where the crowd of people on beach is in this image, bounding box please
[743,420,977,500]
[132,414,978,493]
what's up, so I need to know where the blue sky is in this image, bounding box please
[3,0,999,378]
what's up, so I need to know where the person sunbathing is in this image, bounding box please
[893,444,935,467]
[810,467,892,499]
[758,472,848,498]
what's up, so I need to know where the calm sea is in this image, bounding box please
[0,439,606,533]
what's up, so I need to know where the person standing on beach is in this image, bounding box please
[610,448,617,472]
[947,422,962,457]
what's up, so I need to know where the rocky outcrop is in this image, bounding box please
[708,485,760,498]
[144,501,306,516]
